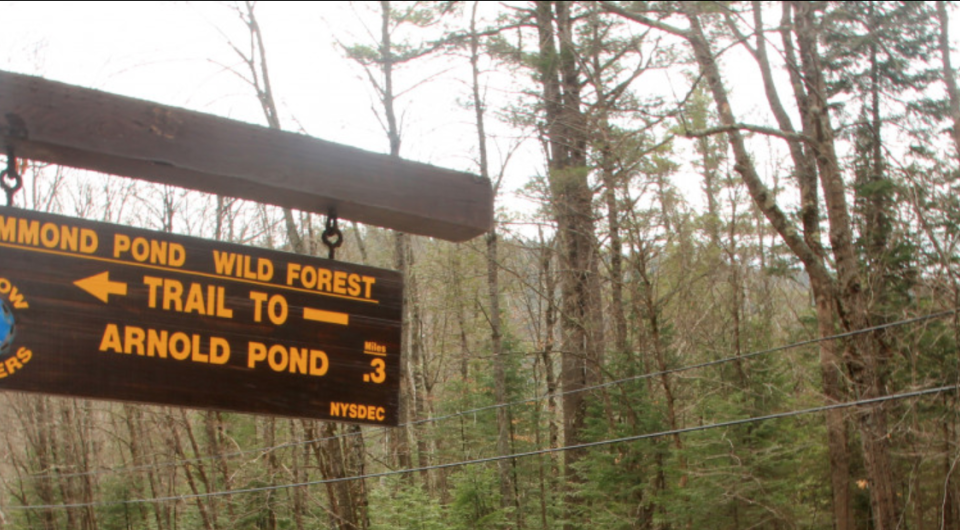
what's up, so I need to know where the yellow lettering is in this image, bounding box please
[115,236,183,265]
[317,269,332,292]
[210,337,230,365]
[98,325,232,365]
[17,219,38,245]
[302,266,317,289]
[243,255,257,279]
[213,250,237,276]
[184,283,206,315]
[80,229,98,253]
[132,238,149,262]
[114,234,131,258]
[169,243,185,267]
[60,225,78,251]
[150,240,167,264]
[146,277,232,318]
[40,223,58,248]
[268,344,288,372]
[0,216,14,242]
[282,265,375,300]
[8,286,28,309]
[147,329,168,358]
[347,274,361,297]
[310,350,329,376]
[244,292,286,324]
[327,402,383,421]
[289,347,308,375]
[333,271,348,294]
[5,356,22,373]
[286,263,301,286]
[124,326,146,355]
[369,358,386,384]
[163,279,184,312]
[206,285,215,315]
[170,332,190,360]
[362,276,376,299]
[257,258,274,281]
[192,333,207,362]
[100,324,122,353]
[249,291,268,322]
[267,294,288,325]
[0,217,93,253]
[216,286,233,318]
[144,276,163,308]
[248,341,267,368]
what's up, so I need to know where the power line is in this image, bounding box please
[8,384,955,511]
[26,309,957,481]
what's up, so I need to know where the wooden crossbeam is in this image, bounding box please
[0,70,492,242]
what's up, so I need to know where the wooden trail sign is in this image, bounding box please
[0,206,402,425]
[0,69,493,242]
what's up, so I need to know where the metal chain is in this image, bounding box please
[1,146,22,207]
[321,211,343,260]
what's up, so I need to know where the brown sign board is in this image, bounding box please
[0,206,402,425]
[0,69,492,242]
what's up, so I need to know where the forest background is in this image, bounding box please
[0,2,959,529]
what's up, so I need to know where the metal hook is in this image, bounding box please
[1,146,22,207]
[321,210,343,260]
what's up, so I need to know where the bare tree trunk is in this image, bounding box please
[368,0,415,477]
[489,230,518,518]
[937,1,960,158]
[75,402,97,530]
[538,232,560,529]
[468,1,519,522]
[540,234,561,456]
[634,244,686,487]
[791,7,899,527]
[290,420,306,530]
[772,6,853,527]
[932,8,960,528]
[124,404,167,530]
[306,422,362,530]
[944,408,959,529]
[534,6,605,524]
[180,411,219,530]
[204,412,235,525]
[21,396,58,530]
[407,275,432,491]
[167,414,215,530]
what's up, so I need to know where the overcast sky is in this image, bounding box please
[3,1,955,238]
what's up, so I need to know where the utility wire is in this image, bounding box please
[8,384,955,511]
[27,309,956,481]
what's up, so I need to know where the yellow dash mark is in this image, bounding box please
[303,308,349,326]
[364,350,386,357]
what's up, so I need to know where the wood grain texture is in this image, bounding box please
[0,206,402,425]
[0,70,492,242]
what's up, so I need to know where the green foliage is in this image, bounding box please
[369,477,446,530]
[823,1,940,95]
[96,478,145,530]
[448,467,508,529]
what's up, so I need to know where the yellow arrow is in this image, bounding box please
[74,272,128,303]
